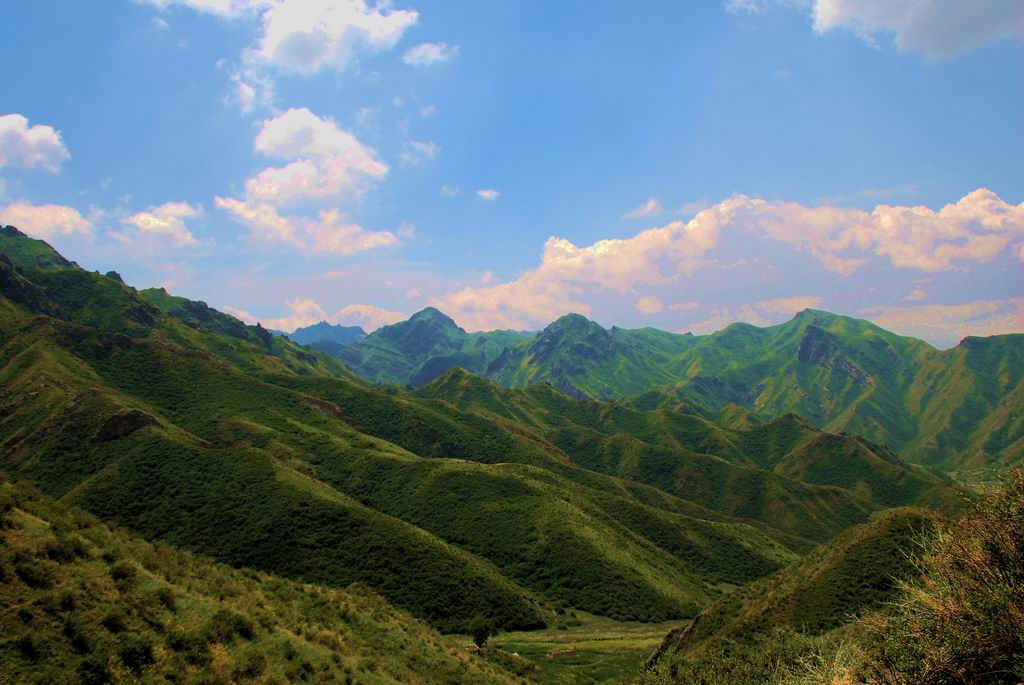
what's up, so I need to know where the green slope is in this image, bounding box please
[414,368,962,543]
[637,507,940,684]
[1,226,832,631]
[0,478,521,684]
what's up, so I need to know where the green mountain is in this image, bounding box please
[5,224,911,634]
[337,307,529,387]
[0,477,521,684]
[339,306,1023,472]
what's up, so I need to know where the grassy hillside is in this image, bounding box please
[2,225,846,632]
[637,472,1024,685]
[636,508,940,684]
[414,369,961,543]
[0,477,521,684]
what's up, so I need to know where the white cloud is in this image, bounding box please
[147,0,419,74]
[397,222,416,239]
[251,0,418,75]
[122,201,202,246]
[634,296,664,315]
[216,197,398,255]
[214,197,301,246]
[813,0,1024,58]
[143,0,419,114]
[623,196,663,220]
[859,299,1024,348]
[440,184,461,198]
[722,188,1024,274]
[430,189,1023,331]
[727,0,1024,58]
[254,107,384,168]
[152,16,170,30]
[402,41,458,67]
[216,107,398,255]
[0,114,70,173]
[399,139,439,167]
[0,201,91,238]
[420,104,437,117]
[230,297,404,332]
[405,287,421,299]
[476,188,500,201]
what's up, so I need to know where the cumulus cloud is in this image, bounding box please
[726,188,1024,274]
[0,201,91,239]
[726,0,1024,58]
[623,196,663,220]
[217,108,399,255]
[0,114,70,173]
[812,0,1024,58]
[143,0,419,113]
[242,108,387,204]
[146,0,419,74]
[216,198,398,254]
[214,197,301,246]
[440,184,461,198]
[121,201,202,246]
[229,297,405,332]
[859,299,1024,348]
[250,0,418,75]
[431,189,1022,331]
[634,296,664,315]
[476,188,500,201]
[402,41,458,67]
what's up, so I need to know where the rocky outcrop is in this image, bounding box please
[97,409,159,441]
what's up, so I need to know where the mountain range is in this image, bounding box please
[0,223,1019,681]
[332,304,1023,475]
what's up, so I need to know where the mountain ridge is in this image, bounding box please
[338,305,1022,472]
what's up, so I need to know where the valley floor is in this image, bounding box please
[463,614,688,684]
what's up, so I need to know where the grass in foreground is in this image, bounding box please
[0,478,520,685]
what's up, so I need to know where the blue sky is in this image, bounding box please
[1,0,1022,346]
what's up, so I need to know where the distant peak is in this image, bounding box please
[409,306,454,322]
[545,312,602,332]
